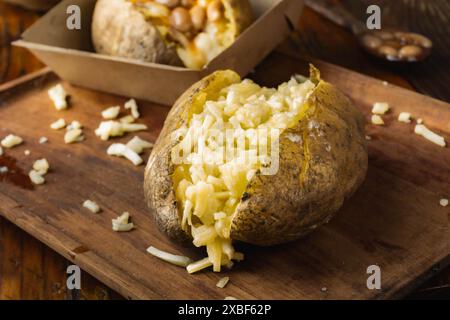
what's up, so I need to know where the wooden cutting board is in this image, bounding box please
[0,53,448,299]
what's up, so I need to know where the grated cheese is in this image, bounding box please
[372,102,390,115]
[1,134,23,148]
[126,136,154,154]
[439,198,448,207]
[119,115,135,124]
[83,200,101,213]
[216,277,230,288]
[50,118,66,130]
[48,84,68,111]
[107,143,143,166]
[102,106,121,120]
[414,124,446,147]
[33,159,49,175]
[29,170,45,185]
[371,115,384,126]
[64,129,83,144]
[125,99,140,119]
[398,112,412,123]
[112,212,134,232]
[95,121,147,141]
[39,137,48,144]
[146,246,192,267]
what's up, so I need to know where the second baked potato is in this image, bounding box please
[144,66,368,273]
[92,0,253,69]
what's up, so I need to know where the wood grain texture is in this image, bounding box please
[0,55,448,299]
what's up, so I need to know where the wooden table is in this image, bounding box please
[0,0,448,299]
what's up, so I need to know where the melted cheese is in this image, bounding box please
[172,77,316,272]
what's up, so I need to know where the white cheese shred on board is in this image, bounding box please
[1,134,23,148]
[146,246,192,267]
[112,212,134,232]
[33,159,50,175]
[107,143,143,166]
[65,129,83,144]
[29,170,45,185]
[216,277,230,289]
[414,124,446,147]
[120,115,135,124]
[126,136,154,154]
[371,115,384,126]
[39,137,48,144]
[50,118,66,130]
[224,296,238,300]
[48,84,68,111]
[95,121,147,141]
[0,166,8,174]
[83,200,101,213]
[372,102,390,115]
[125,99,140,119]
[66,121,82,131]
[398,112,412,123]
[440,198,448,207]
[102,106,121,120]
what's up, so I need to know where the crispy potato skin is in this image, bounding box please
[92,0,182,65]
[231,81,368,245]
[144,70,368,246]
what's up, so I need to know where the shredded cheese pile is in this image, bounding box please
[173,77,316,273]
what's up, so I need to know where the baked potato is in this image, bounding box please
[91,0,253,69]
[144,66,368,273]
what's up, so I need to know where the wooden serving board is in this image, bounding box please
[0,53,449,299]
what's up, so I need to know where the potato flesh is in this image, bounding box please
[130,0,235,69]
[172,77,316,272]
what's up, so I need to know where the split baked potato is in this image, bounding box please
[144,66,368,273]
[92,0,253,69]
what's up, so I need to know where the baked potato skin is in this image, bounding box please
[144,69,368,246]
[224,0,253,36]
[92,0,182,66]
[231,81,368,245]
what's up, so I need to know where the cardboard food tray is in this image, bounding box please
[13,0,304,105]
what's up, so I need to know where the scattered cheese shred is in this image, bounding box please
[83,200,101,213]
[120,115,135,124]
[216,277,230,289]
[112,212,134,232]
[95,121,147,141]
[0,146,3,156]
[125,99,140,119]
[0,166,8,174]
[48,84,68,110]
[372,102,390,115]
[39,137,48,144]
[439,198,448,207]
[371,115,385,126]
[1,134,23,148]
[414,124,446,147]
[24,150,31,156]
[29,170,45,185]
[102,106,121,120]
[146,246,192,267]
[33,159,49,175]
[66,121,82,131]
[50,118,66,130]
[417,118,424,124]
[398,112,412,123]
[64,129,83,144]
[107,143,143,166]
[126,136,154,154]
[186,257,213,274]
[224,296,238,300]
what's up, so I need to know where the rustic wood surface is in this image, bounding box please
[0,57,449,300]
[0,0,449,299]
